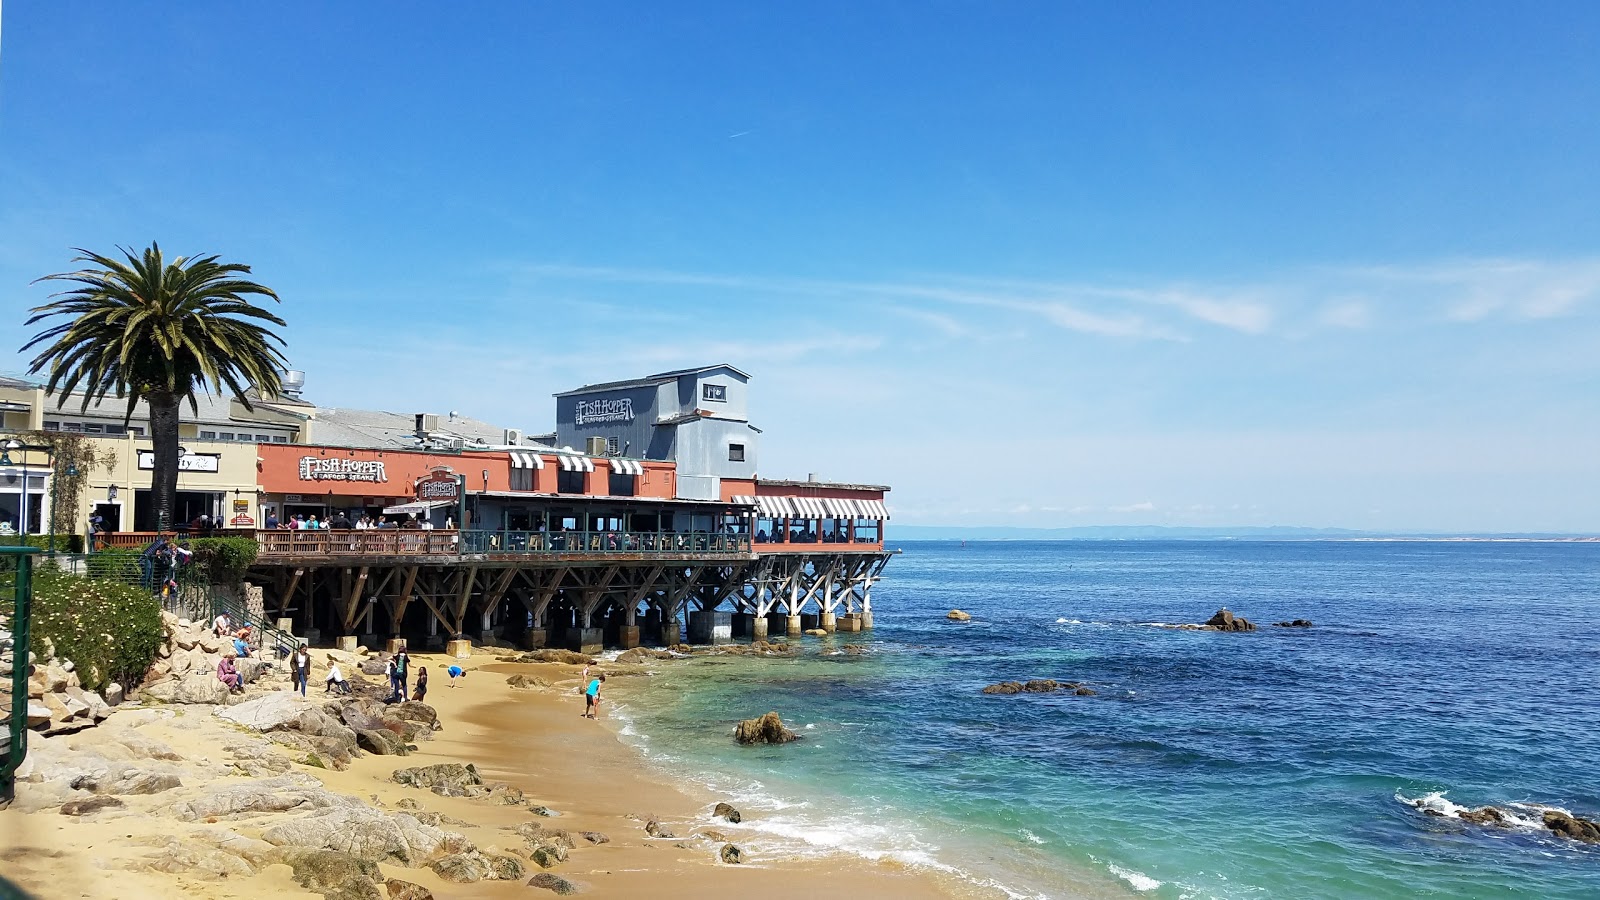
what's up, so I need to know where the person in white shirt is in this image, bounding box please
[213,611,234,637]
[324,659,351,695]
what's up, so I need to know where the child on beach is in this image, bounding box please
[583,673,605,719]
[325,659,351,695]
[446,664,465,687]
[413,666,429,702]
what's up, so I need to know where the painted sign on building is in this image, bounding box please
[416,471,461,502]
[298,456,388,483]
[575,397,634,425]
[137,450,221,472]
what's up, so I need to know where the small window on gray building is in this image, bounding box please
[272,435,288,443]
[703,383,727,402]
[82,423,104,434]
[728,443,745,462]
[607,436,620,455]
[256,433,273,442]
[43,421,61,431]
[199,430,217,439]
[104,424,125,435]
[129,426,145,436]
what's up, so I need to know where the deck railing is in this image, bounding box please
[458,530,751,555]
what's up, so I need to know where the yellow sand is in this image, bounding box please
[0,651,1001,899]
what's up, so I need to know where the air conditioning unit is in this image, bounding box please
[504,428,522,446]
[445,437,465,450]
[415,413,440,435]
[585,436,608,456]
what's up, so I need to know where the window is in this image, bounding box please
[702,383,726,402]
[42,421,60,431]
[272,435,289,443]
[104,424,125,435]
[129,426,145,436]
[509,468,533,491]
[82,423,104,434]
[217,432,235,441]
[608,472,637,496]
[62,422,83,432]
[556,470,586,494]
[255,434,273,442]
[607,436,620,455]
[199,430,217,439]
[728,443,745,462]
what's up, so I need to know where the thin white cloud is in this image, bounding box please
[1108,501,1157,513]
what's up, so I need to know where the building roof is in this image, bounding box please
[553,363,750,398]
[0,374,42,390]
[308,407,530,451]
[757,478,891,493]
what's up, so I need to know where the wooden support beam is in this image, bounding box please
[278,567,304,616]
[451,566,479,636]
[389,565,419,634]
[341,566,369,632]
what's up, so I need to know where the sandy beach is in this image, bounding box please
[1,649,989,900]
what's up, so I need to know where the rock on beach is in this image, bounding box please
[733,712,797,744]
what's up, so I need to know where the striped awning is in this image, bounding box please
[609,458,643,476]
[509,451,545,470]
[557,454,595,472]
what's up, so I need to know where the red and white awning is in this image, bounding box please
[557,454,595,472]
[609,458,644,476]
[739,495,889,519]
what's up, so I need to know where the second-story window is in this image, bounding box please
[703,383,726,402]
[729,443,745,462]
[557,470,586,494]
[510,468,533,491]
[607,436,620,455]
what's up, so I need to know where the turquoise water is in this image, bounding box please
[610,541,1600,898]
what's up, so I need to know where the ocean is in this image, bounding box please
[608,540,1600,898]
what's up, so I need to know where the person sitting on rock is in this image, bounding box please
[213,611,234,638]
[325,658,351,695]
[216,654,243,693]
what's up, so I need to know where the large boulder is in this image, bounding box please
[506,674,548,690]
[981,681,1024,695]
[615,647,673,664]
[278,848,383,900]
[387,701,440,730]
[217,692,307,731]
[516,649,594,665]
[733,712,796,745]
[392,763,483,791]
[526,874,580,895]
[261,806,473,865]
[429,851,525,883]
[357,728,410,756]
[385,880,434,900]
[946,610,972,622]
[1204,609,1256,632]
[170,774,355,821]
[1272,619,1314,628]
[140,673,230,705]
[1544,810,1600,843]
[713,802,741,823]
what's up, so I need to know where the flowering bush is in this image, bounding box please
[185,537,258,586]
[30,567,163,692]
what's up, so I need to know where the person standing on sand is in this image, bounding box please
[291,643,311,697]
[394,644,410,701]
[446,664,465,687]
[413,666,429,702]
[583,673,605,719]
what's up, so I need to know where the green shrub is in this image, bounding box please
[29,567,163,692]
[185,537,259,586]
[11,535,83,553]
[85,547,144,583]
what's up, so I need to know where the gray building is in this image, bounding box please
[554,364,759,501]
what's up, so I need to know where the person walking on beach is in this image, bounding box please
[413,666,429,702]
[446,664,465,687]
[583,673,605,719]
[291,643,311,697]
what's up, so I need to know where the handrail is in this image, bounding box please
[458,530,751,555]
[2,546,41,808]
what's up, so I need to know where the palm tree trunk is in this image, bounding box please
[148,392,182,532]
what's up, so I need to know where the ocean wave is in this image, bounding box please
[1019,828,1046,845]
[1107,863,1162,892]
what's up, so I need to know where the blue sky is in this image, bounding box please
[2,3,1597,532]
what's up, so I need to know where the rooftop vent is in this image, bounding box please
[281,370,306,398]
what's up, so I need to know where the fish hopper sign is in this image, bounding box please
[416,471,461,502]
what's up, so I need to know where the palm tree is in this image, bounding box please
[21,243,288,532]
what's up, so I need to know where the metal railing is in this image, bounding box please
[256,529,461,556]
[459,529,751,555]
[2,546,40,809]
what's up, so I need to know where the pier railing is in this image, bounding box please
[458,529,750,555]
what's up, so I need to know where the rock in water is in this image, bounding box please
[720,843,743,864]
[713,802,742,823]
[1459,806,1507,825]
[733,712,797,745]
[1544,810,1600,843]
[946,610,972,621]
[1272,619,1314,628]
[1204,609,1256,632]
[981,682,1024,695]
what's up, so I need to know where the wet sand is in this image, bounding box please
[0,650,994,899]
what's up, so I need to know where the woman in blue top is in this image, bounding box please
[583,673,605,719]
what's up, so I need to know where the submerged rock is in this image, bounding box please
[713,801,742,823]
[1459,806,1507,825]
[733,712,797,745]
[1205,609,1256,632]
[720,843,743,864]
[1272,619,1314,628]
[946,610,972,622]
[981,682,1024,695]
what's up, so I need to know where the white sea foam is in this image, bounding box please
[1108,863,1162,892]
[1019,828,1046,845]
[1394,791,1552,831]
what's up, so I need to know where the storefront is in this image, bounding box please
[256,444,510,527]
[70,436,263,534]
